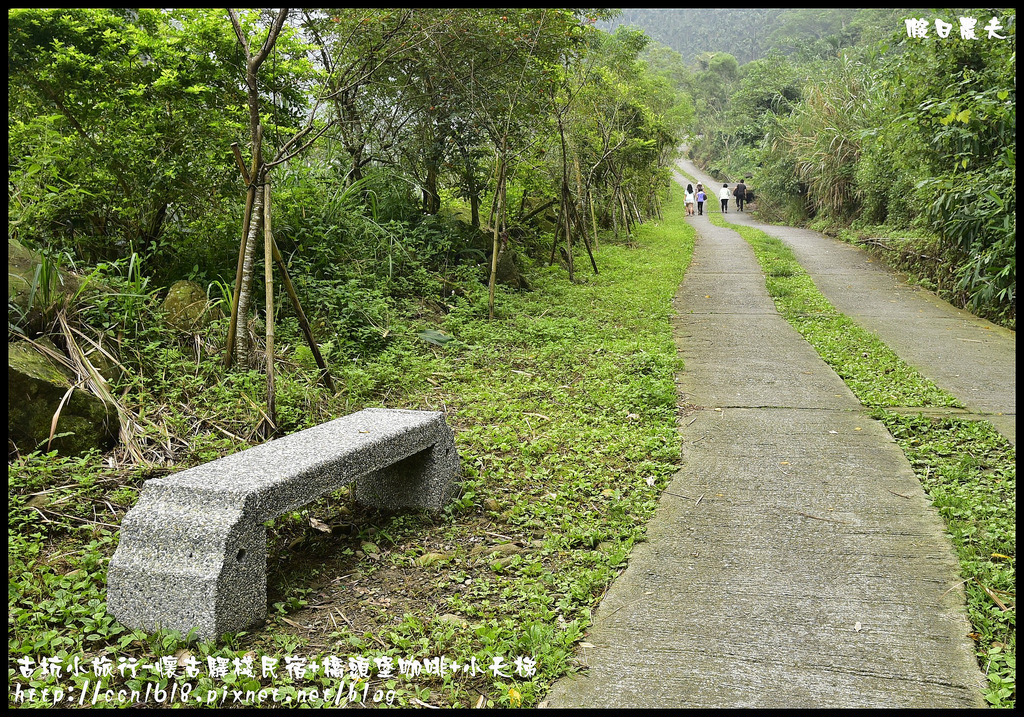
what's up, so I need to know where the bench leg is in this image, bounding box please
[107,490,268,641]
[355,433,460,512]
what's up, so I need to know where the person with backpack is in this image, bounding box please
[734,180,747,212]
[696,187,707,215]
[684,183,696,216]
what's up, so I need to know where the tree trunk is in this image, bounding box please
[571,198,598,275]
[564,200,574,282]
[142,202,168,249]
[224,183,256,367]
[549,204,562,266]
[234,188,263,369]
[424,163,440,214]
[611,187,620,240]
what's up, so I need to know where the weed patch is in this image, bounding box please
[8,197,695,708]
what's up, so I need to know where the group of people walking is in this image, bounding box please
[684,180,748,216]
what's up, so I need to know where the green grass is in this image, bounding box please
[8,195,696,708]
[879,411,1016,707]
[711,213,1016,709]
[9,185,1012,708]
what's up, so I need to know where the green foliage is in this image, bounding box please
[774,55,874,220]
[8,8,247,271]
[603,9,788,64]
[7,191,694,709]
[685,8,1015,327]
[879,412,1016,708]
[8,10,1012,704]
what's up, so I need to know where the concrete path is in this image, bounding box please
[681,157,1016,444]
[542,168,997,708]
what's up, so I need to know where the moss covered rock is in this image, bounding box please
[161,280,220,333]
[8,238,93,334]
[8,341,119,456]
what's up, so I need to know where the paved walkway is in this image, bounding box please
[542,163,1012,708]
[694,160,1014,445]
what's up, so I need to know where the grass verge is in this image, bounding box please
[8,195,695,708]
[711,213,1016,709]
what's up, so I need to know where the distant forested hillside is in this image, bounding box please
[601,8,919,63]
[601,8,787,63]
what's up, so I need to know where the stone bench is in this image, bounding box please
[107,408,459,641]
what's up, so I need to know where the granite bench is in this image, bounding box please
[107,408,459,641]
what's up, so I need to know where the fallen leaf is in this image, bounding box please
[418,329,454,346]
[980,583,1009,611]
[26,494,49,508]
[416,552,450,567]
[854,622,862,632]
[309,517,331,533]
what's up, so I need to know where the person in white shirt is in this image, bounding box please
[719,183,731,213]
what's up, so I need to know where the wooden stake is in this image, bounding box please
[589,189,599,251]
[230,142,251,185]
[563,187,575,282]
[225,134,334,393]
[270,235,335,393]
[264,182,276,430]
[571,200,598,274]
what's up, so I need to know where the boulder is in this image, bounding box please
[8,238,92,334]
[495,248,530,290]
[8,341,119,457]
[161,280,220,333]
